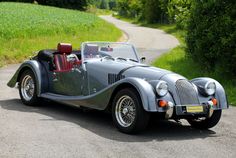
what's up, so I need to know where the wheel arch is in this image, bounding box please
[191,77,228,109]
[7,60,45,97]
[107,83,138,112]
[107,78,157,112]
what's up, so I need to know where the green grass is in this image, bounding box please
[113,15,136,23]
[0,2,122,66]
[87,7,113,15]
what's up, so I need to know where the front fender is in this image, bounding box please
[7,60,42,97]
[111,78,173,112]
[191,77,228,109]
[121,78,157,111]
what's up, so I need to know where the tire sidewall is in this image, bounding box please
[112,88,149,134]
[188,109,222,129]
[19,70,39,106]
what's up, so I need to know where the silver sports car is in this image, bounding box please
[8,42,229,133]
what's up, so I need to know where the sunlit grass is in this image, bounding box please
[0,2,121,66]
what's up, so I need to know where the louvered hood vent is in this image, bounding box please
[108,74,125,84]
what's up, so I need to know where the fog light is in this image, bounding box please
[211,98,217,106]
[158,100,168,107]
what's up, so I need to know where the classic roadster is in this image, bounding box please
[8,42,228,133]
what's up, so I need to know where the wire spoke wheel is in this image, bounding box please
[21,75,35,101]
[112,88,150,134]
[19,70,40,106]
[115,95,136,127]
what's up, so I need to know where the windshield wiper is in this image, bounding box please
[128,58,139,62]
[116,57,127,61]
[101,56,115,61]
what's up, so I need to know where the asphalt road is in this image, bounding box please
[100,15,179,64]
[0,16,236,158]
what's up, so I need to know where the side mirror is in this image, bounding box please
[140,57,146,63]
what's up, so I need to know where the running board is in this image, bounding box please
[40,93,107,110]
[40,92,85,101]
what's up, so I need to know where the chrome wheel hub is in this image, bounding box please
[21,75,35,101]
[115,95,136,127]
[122,107,128,115]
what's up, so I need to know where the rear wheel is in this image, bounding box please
[19,70,40,106]
[112,88,150,134]
[187,110,222,129]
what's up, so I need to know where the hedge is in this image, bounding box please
[186,0,236,75]
[36,0,88,10]
[0,0,34,2]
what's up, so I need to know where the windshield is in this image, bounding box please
[81,42,139,62]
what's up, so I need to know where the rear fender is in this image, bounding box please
[7,60,43,97]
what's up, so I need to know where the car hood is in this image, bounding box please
[86,59,186,82]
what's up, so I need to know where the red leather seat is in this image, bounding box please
[54,43,73,72]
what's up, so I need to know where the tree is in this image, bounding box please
[186,0,236,75]
[166,0,192,29]
[143,0,164,23]
[36,0,88,10]
[100,0,108,9]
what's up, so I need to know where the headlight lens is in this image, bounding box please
[156,81,168,96]
[205,81,216,95]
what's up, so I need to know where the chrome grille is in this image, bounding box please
[176,79,199,105]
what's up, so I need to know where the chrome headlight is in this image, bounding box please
[205,81,216,95]
[156,81,168,97]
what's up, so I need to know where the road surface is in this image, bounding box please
[100,15,179,64]
[0,16,235,158]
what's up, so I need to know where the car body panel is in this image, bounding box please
[7,60,43,97]
[7,42,228,118]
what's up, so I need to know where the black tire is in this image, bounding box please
[112,88,150,134]
[19,70,40,106]
[187,110,222,129]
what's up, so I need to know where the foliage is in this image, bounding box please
[36,0,88,10]
[116,0,191,25]
[143,0,167,23]
[152,24,236,106]
[87,4,113,15]
[117,0,143,18]
[100,0,108,9]
[88,0,116,10]
[116,0,129,17]
[0,0,33,2]
[108,0,116,10]
[166,0,192,29]
[186,0,236,76]
[0,2,121,66]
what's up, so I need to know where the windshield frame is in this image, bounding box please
[81,42,140,63]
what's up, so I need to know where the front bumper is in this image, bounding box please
[165,101,217,119]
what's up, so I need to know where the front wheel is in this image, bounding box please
[187,109,222,129]
[112,88,150,134]
[19,70,40,106]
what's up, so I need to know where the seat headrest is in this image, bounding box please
[84,44,99,55]
[57,43,72,54]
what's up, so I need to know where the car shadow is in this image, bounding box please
[0,99,217,142]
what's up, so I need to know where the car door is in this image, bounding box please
[51,54,86,96]
[52,69,84,96]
